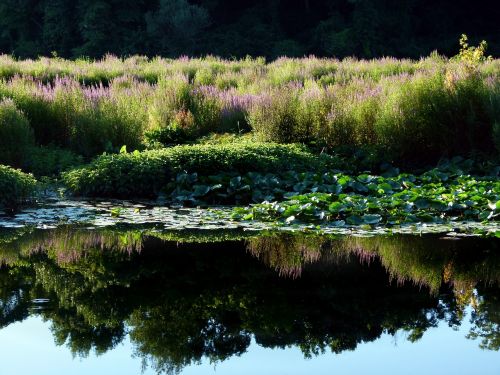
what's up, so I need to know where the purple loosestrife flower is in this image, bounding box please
[83,84,111,105]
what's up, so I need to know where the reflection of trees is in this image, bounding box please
[0,267,36,329]
[0,229,499,374]
[468,285,500,350]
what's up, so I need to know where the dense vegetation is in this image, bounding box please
[0,5,498,373]
[62,142,336,197]
[0,37,497,227]
[0,49,498,163]
[0,165,36,209]
[233,165,500,226]
[0,0,498,59]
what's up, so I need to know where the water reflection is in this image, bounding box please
[0,228,499,373]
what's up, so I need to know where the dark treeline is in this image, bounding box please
[0,0,498,59]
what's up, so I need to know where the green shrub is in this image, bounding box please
[0,98,35,167]
[144,125,192,148]
[63,142,338,198]
[0,165,37,209]
[375,73,447,160]
[147,74,192,134]
[23,146,84,177]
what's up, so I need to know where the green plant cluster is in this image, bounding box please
[62,142,336,198]
[22,146,83,177]
[0,165,37,209]
[232,167,500,226]
[0,98,34,167]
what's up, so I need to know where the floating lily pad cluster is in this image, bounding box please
[166,171,309,205]
[230,169,500,226]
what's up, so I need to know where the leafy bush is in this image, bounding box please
[0,165,37,209]
[62,142,339,198]
[0,98,35,167]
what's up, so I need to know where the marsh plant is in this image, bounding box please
[0,39,496,161]
[0,98,34,167]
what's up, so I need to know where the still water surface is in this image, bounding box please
[0,228,499,374]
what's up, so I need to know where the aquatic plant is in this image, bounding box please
[62,142,336,198]
[232,166,500,226]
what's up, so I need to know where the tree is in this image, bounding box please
[42,0,78,57]
[74,0,118,57]
[0,0,42,57]
[145,0,210,56]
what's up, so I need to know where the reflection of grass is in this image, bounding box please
[0,227,144,265]
[1,227,499,296]
[246,233,500,295]
[340,236,500,297]
[0,227,259,266]
[246,233,500,321]
[152,229,256,243]
[247,235,324,277]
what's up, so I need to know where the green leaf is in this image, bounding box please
[328,201,344,213]
[230,176,242,189]
[357,174,374,184]
[346,215,363,225]
[479,211,494,221]
[192,185,210,197]
[352,181,369,193]
[414,198,430,209]
[362,214,382,224]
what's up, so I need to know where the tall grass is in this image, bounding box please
[0,98,34,167]
[0,54,496,161]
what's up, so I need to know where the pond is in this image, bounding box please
[0,225,499,374]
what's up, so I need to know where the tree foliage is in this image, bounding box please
[0,0,497,59]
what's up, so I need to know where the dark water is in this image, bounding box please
[0,228,499,374]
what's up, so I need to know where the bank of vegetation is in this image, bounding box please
[0,37,498,228]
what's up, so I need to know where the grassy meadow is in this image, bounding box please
[0,52,498,162]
